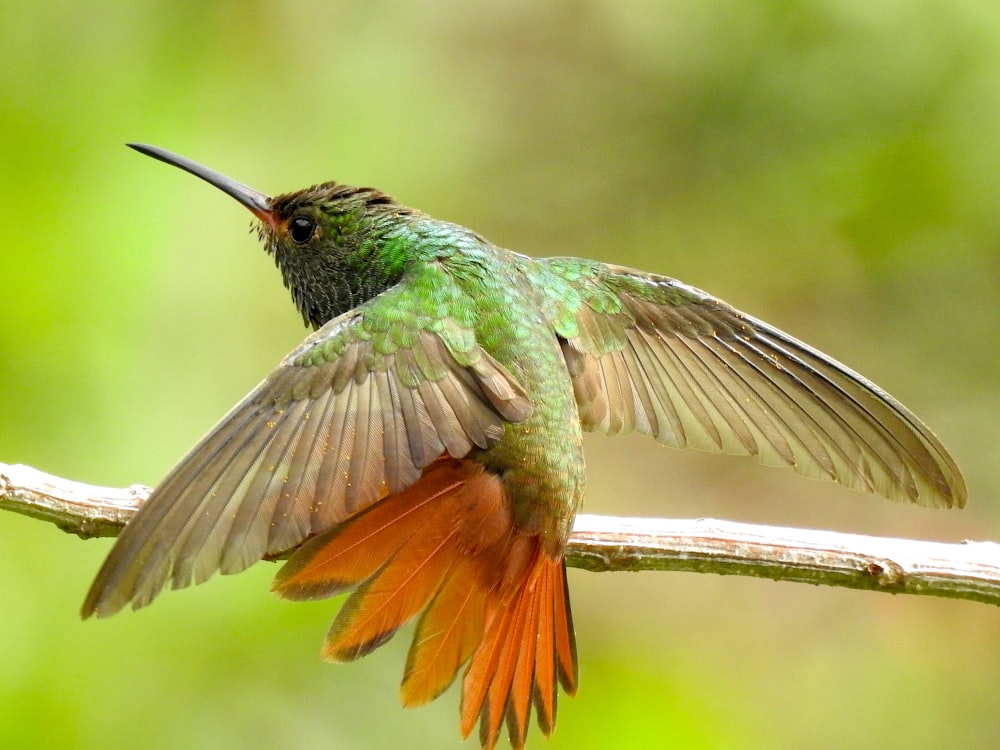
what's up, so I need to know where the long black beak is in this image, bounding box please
[128,143,273,222]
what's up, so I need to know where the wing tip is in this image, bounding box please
[921,473,968,510]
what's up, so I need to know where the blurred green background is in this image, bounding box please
[3,1,1000,748]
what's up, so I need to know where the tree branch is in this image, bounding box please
[3,462,999,606]
[0,463,148,539]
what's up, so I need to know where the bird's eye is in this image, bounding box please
[288,216,315,244]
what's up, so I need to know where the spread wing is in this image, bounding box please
[83,262,531,617]
[533,257,965,509]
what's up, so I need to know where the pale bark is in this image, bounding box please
[3,462,998,606]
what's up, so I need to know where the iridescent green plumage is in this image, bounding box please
[83,145,965,749]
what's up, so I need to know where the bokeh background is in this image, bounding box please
[3,2,1000,748]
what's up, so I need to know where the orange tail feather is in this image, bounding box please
[402,559,486,706]
[272,457,578,749]
[461,553,576,749]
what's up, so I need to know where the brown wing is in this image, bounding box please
[533,258,965,509]
[83,267,531,617]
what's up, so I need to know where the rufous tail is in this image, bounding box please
[273,457,577,750]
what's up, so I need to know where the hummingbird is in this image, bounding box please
[83,144,966,749]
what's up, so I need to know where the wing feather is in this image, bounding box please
[82,263,531,618]
[535,258,965,508]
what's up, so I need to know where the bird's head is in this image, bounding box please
[129,143,413,328]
